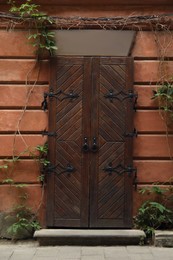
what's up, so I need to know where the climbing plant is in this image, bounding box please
[0,143,49,239]
[8,0,57,56]
[152,82,173,124]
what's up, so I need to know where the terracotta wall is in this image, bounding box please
[0,30,49,224]
[0,3,173,225]
[132,31,173,213]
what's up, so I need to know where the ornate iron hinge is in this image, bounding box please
[41,89,79,111]
[103,162,138,190]
[104,89,138,111]
[103,162,137,176]
[124,128,138,138]
[44,163,75,175]
[42,130,57,137]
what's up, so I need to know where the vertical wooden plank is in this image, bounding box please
[80,57,92,227]
[46,57,57,226]
[123,57,134,227]
[89,57,100,227]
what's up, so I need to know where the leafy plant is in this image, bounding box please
[7,205,40,239]
[2,178,14,184]
[36,143,50,166]
[152,82,173,122]
[36,143,48,155]
[134,200,173,238]
[36,143,50,184]
[135,184,173,240]
[0,165,8,169]
[8,0,57,56]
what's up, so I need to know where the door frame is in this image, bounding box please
[46,56,134,228]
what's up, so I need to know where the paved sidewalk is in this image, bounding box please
[0,241,173,260]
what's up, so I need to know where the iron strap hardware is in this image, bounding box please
[42,131,57,137]
[103,162,137,176]
[104,89,138,111]
[133,170,138,191]
[124,128,138,138]
[41,89,79,111]
[44,163,75,175]
[103,163,138,190]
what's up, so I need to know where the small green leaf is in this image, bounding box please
[2,178,14,184]
[15,184,28,188]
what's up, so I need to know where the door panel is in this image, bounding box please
[90,58,133,227]
[47,57,90,227]
[47,56,134,228]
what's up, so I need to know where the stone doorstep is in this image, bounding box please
[34,229,146,246]
[154,230,173,247]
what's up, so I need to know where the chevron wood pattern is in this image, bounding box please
[90,58,133,227]
[47,57,133,228]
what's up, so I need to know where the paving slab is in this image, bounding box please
[0,242,173,260]
[32,257,57,260]
[82,246,104,255]
[35,247,58,256]
[81,256,105,260]
[126,246,152,254]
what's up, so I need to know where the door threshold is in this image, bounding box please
[34,229,145,246]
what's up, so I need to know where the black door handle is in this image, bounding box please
[82,137,89,152]
[91,137,98,152]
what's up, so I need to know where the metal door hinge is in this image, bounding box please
[44,163,75,175]
[133,170,138,191]
[42,131,57,137]
[104,89,138,111]
[103,162,137,177]
[124,128,138,138]
[41,89,79,111]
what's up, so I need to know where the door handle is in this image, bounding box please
[82,137,89,152]
[91,137,98,152]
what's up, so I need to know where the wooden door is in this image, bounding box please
[46,56,134,228]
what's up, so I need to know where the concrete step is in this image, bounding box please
[34,229,146,246]
[154,230,173,247]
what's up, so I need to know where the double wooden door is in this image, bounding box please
[47,56,134,228]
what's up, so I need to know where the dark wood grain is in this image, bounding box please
[47,56,134,228]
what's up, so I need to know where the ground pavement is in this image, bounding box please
[0,240,173,260]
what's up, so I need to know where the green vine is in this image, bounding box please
[152,82,173,123]
[8,0,57,56]
[0,1,55,239]
[36,143,50,184]
[0,143,49,239]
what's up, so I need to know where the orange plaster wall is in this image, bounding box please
[0,29,49,226]
[0,4,173,225]
[132,31,173,215]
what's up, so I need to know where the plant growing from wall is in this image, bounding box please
[134,185,173,240]
[134,201,173,239]
[0,1,56,238]
[0,144,49,239]
[7,194,41,239]
[36,143,50,184]
[8,0,57,56]
[152,82,173,124]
